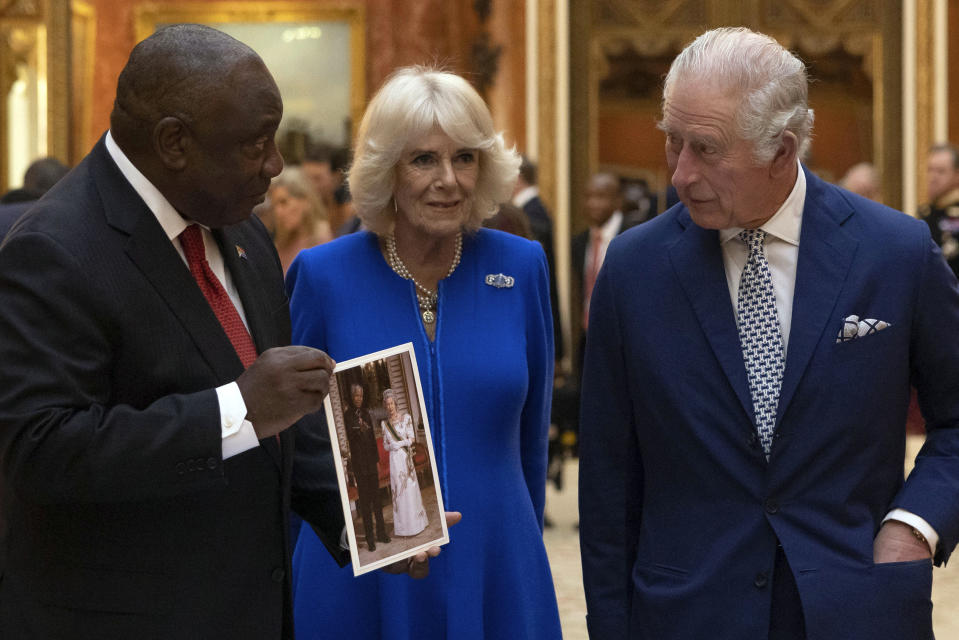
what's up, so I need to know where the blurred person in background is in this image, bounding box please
[919,143,959,278]
[0,157,69,239]
[838,161,881,203]
[302,142,354,234]
[268,166,333,273]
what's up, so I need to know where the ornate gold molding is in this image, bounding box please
[0,0,41,18]
[70,0,94,162]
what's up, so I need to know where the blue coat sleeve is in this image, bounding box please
[578,253,644,639]
[519,244,554,531]
[285,250,349,565]
[894,234,959,566]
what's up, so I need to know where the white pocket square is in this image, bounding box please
[836,314,891,343]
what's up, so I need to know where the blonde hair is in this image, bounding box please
[269,166,329,238]
[349,66,520,235]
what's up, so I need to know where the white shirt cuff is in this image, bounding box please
[216,382,260,459]
[883,509,939,554]
[339,526,349,551]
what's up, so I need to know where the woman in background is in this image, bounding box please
[268,166,332,273]
[287,66,561,639]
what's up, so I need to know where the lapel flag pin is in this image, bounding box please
[235,244,247,260]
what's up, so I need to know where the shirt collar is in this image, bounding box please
[104,130,195,242]
[720,161,805,246]
[597,210,623,238]
[512,185,538,208]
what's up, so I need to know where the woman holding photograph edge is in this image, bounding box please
[286,66,561,639]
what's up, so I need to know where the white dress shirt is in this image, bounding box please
[718,161,938,554]
[105,131,259,459]
[512,185,538,209]
[585,210,624,278]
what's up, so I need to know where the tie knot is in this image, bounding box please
[179,224,206,265]
[739,229,767,255]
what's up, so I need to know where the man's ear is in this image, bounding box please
[770,131,798,177]
[153,117,190,171]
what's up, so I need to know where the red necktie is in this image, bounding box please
[179,224,258,368]
[583,229,603,328]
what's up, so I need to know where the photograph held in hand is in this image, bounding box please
[322,342,448,575]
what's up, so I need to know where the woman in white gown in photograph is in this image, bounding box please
[381,389,428,536]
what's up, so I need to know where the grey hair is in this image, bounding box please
[663,27,815,163]
[348,66,521,235]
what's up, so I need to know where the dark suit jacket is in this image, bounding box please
[0,136,345,640]
[570,214,629,378]
[0,201,32,242]
[579,167,959,639]
[344,406,378,481]
[522,195,564,362]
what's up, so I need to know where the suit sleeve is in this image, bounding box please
[578,254,644,639]
[894,234,959,565]
[0,230,223,505]
[519,245,554,531]
[285,251,349,565]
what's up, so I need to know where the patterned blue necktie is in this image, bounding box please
[737,229,784,457]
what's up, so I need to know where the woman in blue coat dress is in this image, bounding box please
[287,66,562,639]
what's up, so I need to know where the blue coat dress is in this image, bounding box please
[286,229,562,640]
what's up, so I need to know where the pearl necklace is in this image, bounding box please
[385,232,463,325]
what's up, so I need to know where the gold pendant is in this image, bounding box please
[422,309,436,324]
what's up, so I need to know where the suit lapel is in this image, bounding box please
[670,212,755,421]
[215,225,275,353]
[94,138,289,469]
[776,169,858,425]
[215,224,284,469]
[90,141,244,382]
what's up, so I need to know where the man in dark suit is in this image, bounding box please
[512,156,563,362]
[0,201,31,241]
[570,172,629,379]
[579,27,959,640]
[0,157,69,240]
[345,383,389,550]
[0,25,443,640]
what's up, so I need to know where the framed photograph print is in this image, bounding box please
[323,342,448,575]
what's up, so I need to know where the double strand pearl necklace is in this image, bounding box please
[385,232,463,325]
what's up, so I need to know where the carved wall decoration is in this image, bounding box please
[574,0,899,213]
[0,0,41,18]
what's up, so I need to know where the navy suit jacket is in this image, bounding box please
[0,136,345,639]
[579,167,959,640]
[0,201,32,242]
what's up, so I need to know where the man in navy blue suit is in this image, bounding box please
[579,27,959,640]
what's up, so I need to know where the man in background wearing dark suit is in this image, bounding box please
[919,143,959,278]
[0,157,69,240]
[0,25,442,640]
[571,172,629,379]
[345,383,389,551]
[512,156,563,363]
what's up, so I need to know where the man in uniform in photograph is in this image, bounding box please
[345,383,390,551]
[579,27,959,640]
